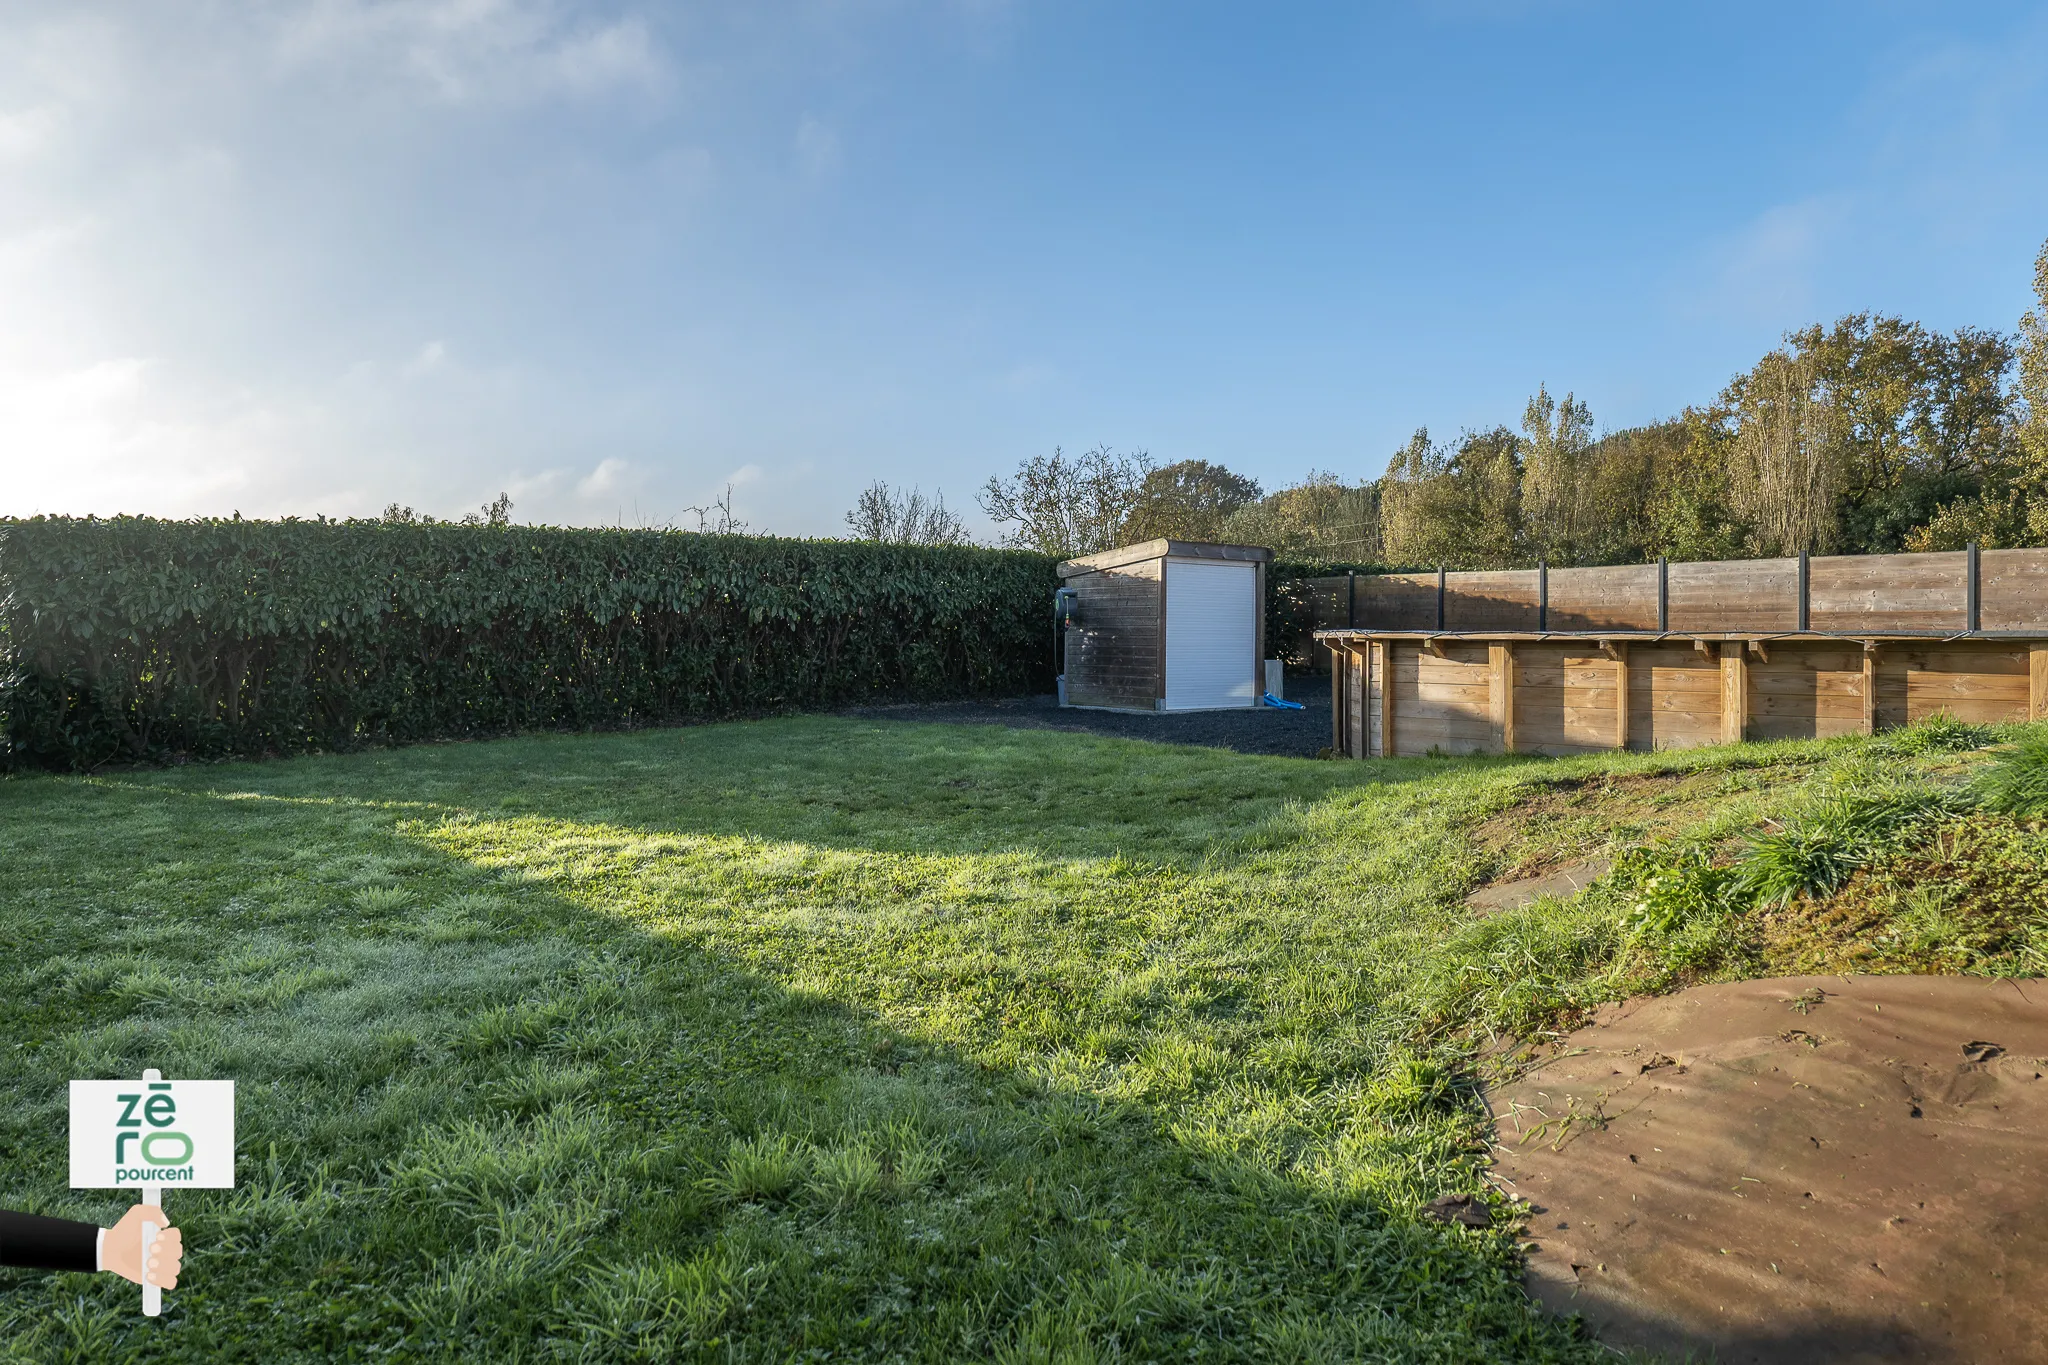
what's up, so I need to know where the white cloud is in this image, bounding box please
[548,15,666,97]
[0,355,308,516]
[0,104,64,162]
[1677,195,1847,326]
[0,1,1016,534]
[405,341,449,377]
[269,0,671,105]
[576,456,632,497]
[794,116,841,178]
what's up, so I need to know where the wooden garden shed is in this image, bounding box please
[1057,539,1272,712]
[1312,547,2048,758]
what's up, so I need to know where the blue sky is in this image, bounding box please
[3,2,2045,538]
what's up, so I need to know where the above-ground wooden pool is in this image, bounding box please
[1316,547,2048,757]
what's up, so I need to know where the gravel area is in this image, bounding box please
[842,676,1333,758]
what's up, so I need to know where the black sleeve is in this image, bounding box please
[0,1209,99,1273]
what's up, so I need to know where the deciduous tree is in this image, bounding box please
[1123,460,1263,542]
[1520,385,1597,563]
[977,446,1152,558]
[1380,427,1522,568]
[844,483,970,545]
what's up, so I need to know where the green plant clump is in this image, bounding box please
[1873,711,1998,756]
[1976,735,2048,819]
[1731,785,1965,908]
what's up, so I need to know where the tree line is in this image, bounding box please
[857,236,2048,566]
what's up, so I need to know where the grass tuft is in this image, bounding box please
[704,1133,807,1205]
[1731,784,1961,908]
[1976,734,2048,818]
[352,885,416,915]
[1875,710,1999,755]
[805,1140,886,1208]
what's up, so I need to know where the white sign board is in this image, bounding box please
[70,1078,236,1189]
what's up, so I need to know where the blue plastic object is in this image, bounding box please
[1261,691,1304,710]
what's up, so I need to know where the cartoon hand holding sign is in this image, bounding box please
[67,1069,234,1315]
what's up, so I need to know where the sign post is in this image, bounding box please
[140,1169,161,1316]
[70,1069,234,1316]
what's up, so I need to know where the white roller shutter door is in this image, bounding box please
[1162,559,1257,710]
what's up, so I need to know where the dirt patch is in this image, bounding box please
[1485,974,2048,1363]
[1465,858,1612,916]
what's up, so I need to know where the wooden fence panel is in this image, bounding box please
[1295,577,1349,631]
[1343,548,2048,635]
[1444,570,1541,630]
[1809,552,1967,633]
[1358,573,1440,630]
[1546,564,1660,631]
[1981,549,2048,632]
[1666,558,1798,632]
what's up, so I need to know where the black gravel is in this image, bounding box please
[842,675,1333,758]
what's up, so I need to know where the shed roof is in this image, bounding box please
[1057,539,1272,577]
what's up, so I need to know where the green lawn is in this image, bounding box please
[0,715,2036,1362]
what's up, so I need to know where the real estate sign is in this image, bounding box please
[70,1078,235,1189]
[70,1072,235,1317]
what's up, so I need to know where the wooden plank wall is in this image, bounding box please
[1666,559,1799,631]
[1808,552,1968,632]
[1063,560,1162,709]
[1335,650,1368,757]
[1984,549,2048,631]
[1513,645,1623,755]
[1396,643,1495,752]
[1443,571,1541,630]
[1626,644,1723,750]
[1889,645,2033,726]
[1546,565,1661,631]
[1303,547,2048,635]
[1744,644,1865,741]
[1335,637,2047,758]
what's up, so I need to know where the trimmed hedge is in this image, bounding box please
[0,517,1059,770]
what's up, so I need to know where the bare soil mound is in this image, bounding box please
[1465,858,1611,916]
[1484,975,2048,1363]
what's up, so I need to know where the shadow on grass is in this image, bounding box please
[1545,1293,1948,1364]
[237,714,1518,875]
[2,770,1594,1363]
